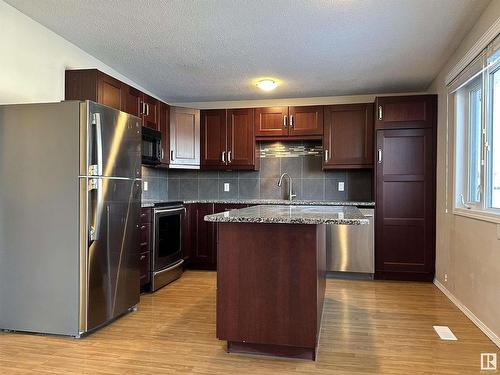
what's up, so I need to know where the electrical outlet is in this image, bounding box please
[224,183,230,192]
[143,181,148,191]
[338,181,345,192]
[444,273,448,282]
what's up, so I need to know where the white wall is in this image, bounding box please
[428,0,500,346]
[0,0,159,104]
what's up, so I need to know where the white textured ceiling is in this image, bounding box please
[5,0,490,103]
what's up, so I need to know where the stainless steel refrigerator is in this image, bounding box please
[0,101,142,337]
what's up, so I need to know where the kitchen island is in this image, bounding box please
[205,205,368,360]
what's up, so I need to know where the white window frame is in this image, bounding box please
[450,33,500,224]
[485,58,500,214]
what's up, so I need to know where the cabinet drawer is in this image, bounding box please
[140,208,151,224]
[139,251,150,286]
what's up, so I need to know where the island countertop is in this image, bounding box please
[204,204,369,225]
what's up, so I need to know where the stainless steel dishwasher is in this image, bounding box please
[326,208,374,275]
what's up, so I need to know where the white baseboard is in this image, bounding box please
[434,279,500,348]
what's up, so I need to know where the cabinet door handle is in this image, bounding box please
[160,146,164,160]
[171,150,174,161]
[377,148,383,163]
[290,115,294,128]
[222,151,226,163]
[283,115,288,128]
[140,255,146,261]
[140,102,144,115]
[140,225,147,230]
[146,104,150,116]
[378,105,383,120]
[227,151,232,163]
[324,149,329,162]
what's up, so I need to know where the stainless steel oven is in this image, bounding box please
[152,203,185,291]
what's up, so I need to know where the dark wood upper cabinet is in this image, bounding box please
[98,74,125,111]
[323,103,374,169]
[66,68,169,166]
[255,106,323,139]
[255,107,289,137]
[227,108,256,168]
[66,69,161,130]
[375,95,437,130]
[288,106,323,136]
[142,94,159,130]
[159,102,170,166]
[201,109,226,168]
[200,108,258,170]
[125,86,142,118]
[65,69,126,112]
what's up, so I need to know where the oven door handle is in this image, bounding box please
[154,207,186,216]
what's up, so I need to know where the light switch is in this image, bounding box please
[143,181,148,191]
[224,183,230,192]
[338,181,345,192]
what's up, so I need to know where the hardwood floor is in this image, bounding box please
[0,271,497,374]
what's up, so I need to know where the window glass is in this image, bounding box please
[468,86,482,203]
[491,68,500,208]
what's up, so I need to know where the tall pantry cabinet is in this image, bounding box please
[374,95,437,281]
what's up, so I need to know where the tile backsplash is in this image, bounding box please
[142,142,373,202]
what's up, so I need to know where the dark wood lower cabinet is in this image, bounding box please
[139,208,152,289]
[183,203,249,271]
[217,222,326,360]
[186,204,217,270]
[374,127,436,281]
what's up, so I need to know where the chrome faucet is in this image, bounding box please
[277,173,296,201]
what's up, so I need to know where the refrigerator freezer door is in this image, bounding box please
[80,177,141,332]
[80,101,142,179]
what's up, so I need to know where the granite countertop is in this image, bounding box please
[204,205,369,225]
[141,199,375,208]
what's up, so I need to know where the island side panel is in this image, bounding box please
[316,224,326,343]
[217,222,321,356]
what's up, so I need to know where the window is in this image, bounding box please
[450,34,500,220]
[489,65,500,208]
[467,81,482,203]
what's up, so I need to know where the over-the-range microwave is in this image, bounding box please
[142,127,162,166]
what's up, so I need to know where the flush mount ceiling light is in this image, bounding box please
[256,79,278,91]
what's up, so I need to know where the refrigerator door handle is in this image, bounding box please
[89,178,104,242]
[90,113,104,176]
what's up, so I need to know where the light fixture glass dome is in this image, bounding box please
[256,79,278,91]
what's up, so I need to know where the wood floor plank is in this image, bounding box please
[0,271,497,374]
